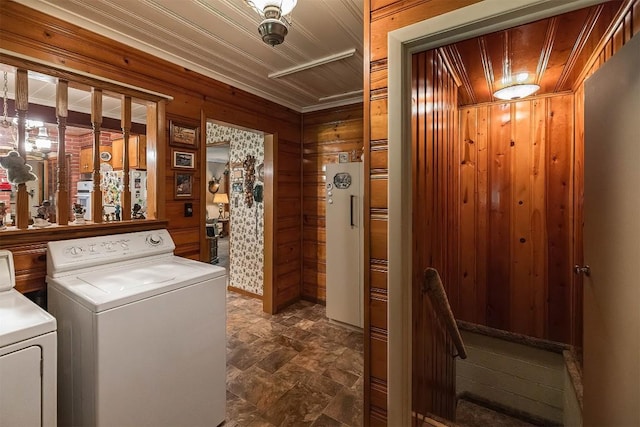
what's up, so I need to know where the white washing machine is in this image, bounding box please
[46,229,226,427]
[0,250,57,427]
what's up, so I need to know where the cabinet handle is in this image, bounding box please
[350,195,355,227]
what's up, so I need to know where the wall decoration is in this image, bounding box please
[170,121,199,148]
[172,149,196,169]
[174,172,193,199]
[208,176,221,194]
[243,155,256,208]
[256,163,264,182]
[232,182,243,193]
[231,167,243,180]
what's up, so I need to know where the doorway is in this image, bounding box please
[203,120,275,312]
[386,0,607,423]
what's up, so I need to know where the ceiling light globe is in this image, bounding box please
[250,0,297,16]
[493,84,540,101]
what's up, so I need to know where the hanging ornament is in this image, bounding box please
[0,71,17,150]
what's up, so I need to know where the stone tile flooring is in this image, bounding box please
[225,291,364,427]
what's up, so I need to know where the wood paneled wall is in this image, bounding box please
[0,0,302,311]
[364,1,479,424]
[273,135,303,311]
[301,104,364,303]
[454,94,576,343]
[411,49,459,421]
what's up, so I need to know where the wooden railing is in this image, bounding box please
[423,267,467,360]
[413,267,467,425]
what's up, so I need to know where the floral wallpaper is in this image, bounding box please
[206,123,264,296]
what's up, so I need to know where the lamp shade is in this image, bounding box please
[248,0,297,16]
[213,193,229,205]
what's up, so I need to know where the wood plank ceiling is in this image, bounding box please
[440,1,623,106]
[10,0,364,113]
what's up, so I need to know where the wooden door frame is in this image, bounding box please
[262,134,276,314]
[385,0,602,423]
[199,114,276,314]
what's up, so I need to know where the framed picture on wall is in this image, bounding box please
[232,167,243,180]
[174,172,194,199]
[170,121,199,148]
[232,182,243,193]
[172,149,196,169]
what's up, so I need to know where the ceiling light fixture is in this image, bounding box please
[34,126,52,151]
[493,83,540,101]
[246,0,297,46]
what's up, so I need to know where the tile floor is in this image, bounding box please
[224,291,364,427]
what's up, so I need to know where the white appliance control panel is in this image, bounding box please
[47,229,175,277]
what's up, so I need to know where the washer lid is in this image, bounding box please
[0,290,56,347]
[48,257,226,312]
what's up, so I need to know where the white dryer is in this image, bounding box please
[46,229,226,427]
[0,250,57,427]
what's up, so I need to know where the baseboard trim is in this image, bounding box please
[301,295,326,306]
[227,285,262,300]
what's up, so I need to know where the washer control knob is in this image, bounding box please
[120,241,129,249]
[69,246,82,256]
[328,199,333,204]
[147,234,163,246]
[104,242,113,250]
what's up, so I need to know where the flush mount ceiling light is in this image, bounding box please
[493,84,540,101]
[494,72,539,101]
[246,0,297,46]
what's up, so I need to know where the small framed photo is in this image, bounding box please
[170,121,199,148]
[232,182,243,193]
[174,172,194,199]
[172,149,195,169]
[232,168,243,180]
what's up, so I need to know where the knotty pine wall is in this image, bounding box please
[455,94,575,344]
[0,0,302,312]
[302,104,364,303]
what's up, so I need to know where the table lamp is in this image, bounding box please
[212,193,229,219]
